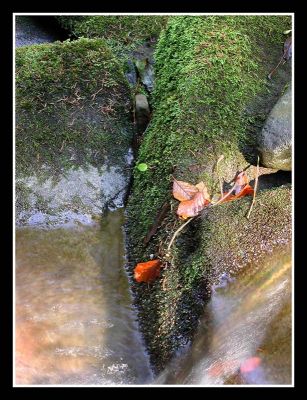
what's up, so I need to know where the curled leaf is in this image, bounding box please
[177,191,210,219]
[172,177,211,219]
[234,171,249,189]
[172,178,199,201]
[134,259,161,283]
[220,184,254,203]
[214,171,254,205]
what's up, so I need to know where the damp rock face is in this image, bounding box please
[259,85,292,171]
[16,38,134,227]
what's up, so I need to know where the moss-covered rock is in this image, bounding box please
[55,16,169,96]
[56,15,168,48]
[16,38,134,226]
[125,15,292,372]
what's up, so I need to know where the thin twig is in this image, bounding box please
[211,185,237,206]
[246,156,260,220]
[215,154,224,196]
[166,217,194,252]
[268,57,286,80]
[143,201,170,245]
[91,87,104,101]
[189,149,198,158]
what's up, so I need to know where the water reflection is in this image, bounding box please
[156,249,292,385]
[15,209,152,385]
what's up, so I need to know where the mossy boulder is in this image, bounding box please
[56,15,168,48]
[125,15,292,372]
[16,38,134,226]
[55,16,168,94]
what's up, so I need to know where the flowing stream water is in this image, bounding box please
[15,209,152,385]
[155,249,292,385]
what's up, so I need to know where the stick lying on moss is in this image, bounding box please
[246,156,260,220]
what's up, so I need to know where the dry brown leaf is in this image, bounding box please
[172,178,199,201]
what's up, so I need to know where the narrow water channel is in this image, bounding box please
[15,209,152,385]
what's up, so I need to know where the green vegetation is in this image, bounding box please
[56,15,168,53]
[125,15,292,371]
[16,38,133,178]
[127,15,291,250]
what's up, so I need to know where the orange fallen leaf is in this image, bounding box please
[134,259,162,283]
[240,357,261,374]
[216,171,254,204]
[172,178,200,201]
[220,184,254,203]
[177,191,210,219]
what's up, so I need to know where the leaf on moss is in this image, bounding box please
[234,171,249,189]
[177,191,211,219]
[173,178,211,219]
[220,184,254,203]
[217,171,254,204]
[134,259,162,283]
[172,178,199,201]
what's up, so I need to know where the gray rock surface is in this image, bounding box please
[259,85,292,171]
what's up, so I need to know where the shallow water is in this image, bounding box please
[15,209,152,385]
[156,249,292,385]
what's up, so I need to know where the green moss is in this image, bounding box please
[56,15,168,53]
[127,15,291,245]
[16,38,133,178]
[125,15,292,372]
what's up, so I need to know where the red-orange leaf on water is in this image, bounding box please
[134,259,162,283]
[177,191,210,219]
[172,178,199,201]
[240,357,261,374]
